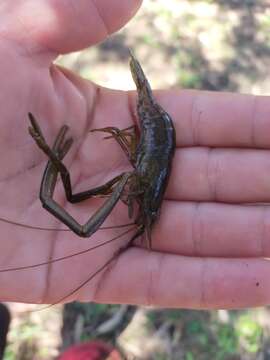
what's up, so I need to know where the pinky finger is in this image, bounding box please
[92,248,270,309]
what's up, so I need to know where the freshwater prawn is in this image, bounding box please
[0,53,175,303]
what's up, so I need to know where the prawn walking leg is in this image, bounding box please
[28,113,132,238]
[91,125,138,165]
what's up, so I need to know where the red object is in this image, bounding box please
[58,341,123,360]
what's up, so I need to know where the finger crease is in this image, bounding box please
[206,148,219,202]
[145,252,164,307]
[250,95,258,148]
[260,206,267,257]
[192,203,203,256]
[190,93,200,145]
[200,258,207,308]
[41,231,59,303]
[91,0,110,36]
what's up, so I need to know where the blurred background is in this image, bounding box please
[4,0,270,359]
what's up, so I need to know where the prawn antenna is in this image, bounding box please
[0,216,134,232]
[0,226,136,273]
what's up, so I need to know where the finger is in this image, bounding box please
[73,83,270,149]
[152,201,270,258]
[93,248,270,309]
[2,0,142,54]
[71,86,270,150]
[167,147,270,203]
[154,89,270,148]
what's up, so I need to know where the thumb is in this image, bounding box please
[0,0,142,54]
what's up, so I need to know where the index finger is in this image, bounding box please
[157,90,270,148]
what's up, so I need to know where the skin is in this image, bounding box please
[1,0,270,309]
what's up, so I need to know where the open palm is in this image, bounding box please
[1,0,270,309]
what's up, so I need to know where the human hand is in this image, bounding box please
[1,0,270,309]
[0,0,143,304]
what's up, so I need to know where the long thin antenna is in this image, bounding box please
[0,216,134,232]
[35,238,134,311]
[33,226,143,311]
[0,226,135,272]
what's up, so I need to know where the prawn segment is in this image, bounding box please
[129,50,154,108]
